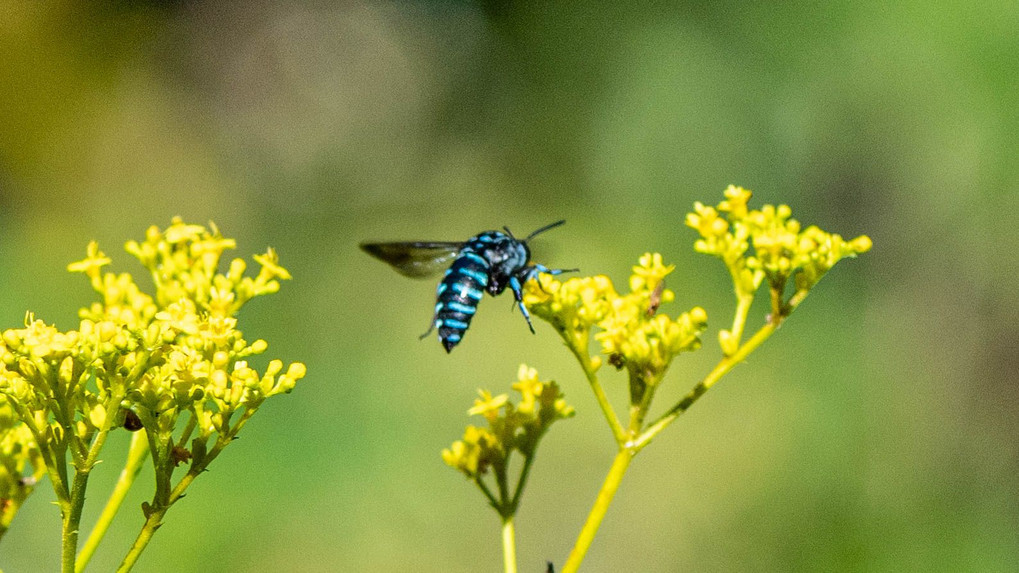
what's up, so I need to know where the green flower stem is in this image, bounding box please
[770,282,784,320]
[118,411,255,572]
[174,412,197,450]
[61,469,89,573]
[76,432,150,573]
[633,288,803,453]
[787,288,809,311]
[10,400,71,508]
[16,404,72,508]
[116,467,197,573]
[729,292,753,348]
[53,442,71,498]
[495,462,510,507]
[116,507,163,573]
[21,427,74,566]
[60,388,126,573]
[509,451,537,511]
[628,370,663,435]
[566,341,626,446]
[475,476,500,510]
[502,515,517,573]
[561,448,634,573]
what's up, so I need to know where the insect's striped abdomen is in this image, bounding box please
[433,251,489,352]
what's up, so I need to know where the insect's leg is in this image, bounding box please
[419,301,441,340]
[530,263,579,277]
[417,318,438,336]
[524,264,579,294]
[508,275,535,334]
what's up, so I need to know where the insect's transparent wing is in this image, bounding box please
[360,241,463,278]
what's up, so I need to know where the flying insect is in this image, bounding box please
[361,220,575,352]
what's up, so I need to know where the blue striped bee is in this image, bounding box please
[361,221,575,352]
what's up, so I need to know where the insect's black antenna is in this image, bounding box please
[502,225,516,239]
[524,219,566,243]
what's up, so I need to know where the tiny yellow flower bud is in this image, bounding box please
[259,373,276,395]
[285,362,307,380]
[274,376,297,394]
[212,351,230,368]
[849,235,873,253]
[89,404,107,428]
[228,258,247,282]
[719,329,737,355]
[58,356,74,385]
[689,306,707,324]
[3,330,20,348]
[124,239,142,257]
[210,369,229,393]
[79,319,95,338]
[17,358,37,379]
[260,360,282,379]
[112,331,129,350]
[229,378,245,403]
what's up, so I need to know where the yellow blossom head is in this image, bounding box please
[524,254,707,386]
[2,219,305,465]
[443,365,574,480]
[687,186,872,296]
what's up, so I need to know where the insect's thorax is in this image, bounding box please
[463,231,531,295]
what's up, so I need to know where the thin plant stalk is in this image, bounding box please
[115,468,198,573]
[76,432,150,572]
[560,449,633,573]
[502,516,517,573]
[61,390,125,573]
[117,410,256,572]
[635,288,805,451]
[566,341,625,444]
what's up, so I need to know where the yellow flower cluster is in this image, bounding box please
[1,397,43,521]
[524,253,707,379]
[443,365,574,479]
[687,185,873,293]
[0,218,305,474]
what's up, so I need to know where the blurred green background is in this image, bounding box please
[1,1,1017,571]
